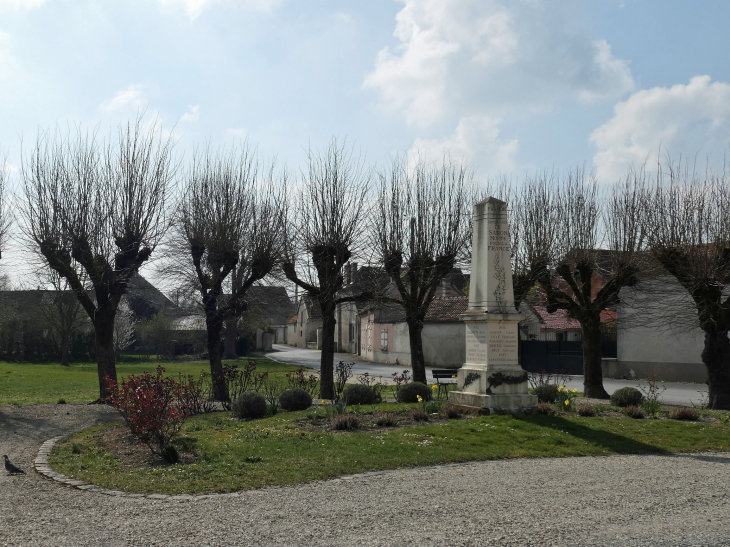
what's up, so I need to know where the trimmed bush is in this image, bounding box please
[577,405,596,417]
[232,391,267,420]
[670,407,700,421]
[343,384,377,405]
[624,405,646,419]
[610,387,643,408]
[278,388,313,411]
[162,444,179,463]
[534,384,559,404]
[331,414,360,430]
[396,382,433,403]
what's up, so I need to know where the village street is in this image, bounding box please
[263,344,710,407]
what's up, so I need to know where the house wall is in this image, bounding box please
[286,324,296,345]
[613,280,707,383]
[335,301,359,354]
[359,315,465,368]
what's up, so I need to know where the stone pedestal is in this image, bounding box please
[448,312,537,412]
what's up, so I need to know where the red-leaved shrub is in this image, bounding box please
[105,366,199,455]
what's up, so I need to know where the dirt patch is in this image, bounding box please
[91,424,199,468]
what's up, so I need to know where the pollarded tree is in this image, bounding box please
[373,155,473,384]
[170,144,286,401]
[20,118,175,399]
[515,168,645,399]
[283,139,372,399]
[642,161,730,409]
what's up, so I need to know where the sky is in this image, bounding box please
[1,0,730,282]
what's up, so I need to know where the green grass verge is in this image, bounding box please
[0,356,300,405]
[51,405,730,495]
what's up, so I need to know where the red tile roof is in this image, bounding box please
[425,297,468,322]
[531,305,616,330]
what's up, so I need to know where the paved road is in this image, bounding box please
[264,344,709,406]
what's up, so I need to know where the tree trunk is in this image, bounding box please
[206,318,229,401]
[407,318,426,384]
[223,318,238,359]
[319,300,336,400]
[581,319,608,399]
[94,320,117,400]
[61,332,70,367]
[702,328,730,410]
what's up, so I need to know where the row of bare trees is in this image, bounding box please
[1,118,729,409]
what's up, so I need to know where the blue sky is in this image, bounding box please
[2,0,730,185]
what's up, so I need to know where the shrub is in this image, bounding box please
[534,384,559,404]
[624,405,646,419]
[442,403,462,419]
[670,407,700,421]
[285,367,320,397]
[537,403,556,416]
[278,388,313,411]
[161,444,179,463]
[104,366,198,456]
[375,412,397,427]
[577,405,596,417]
[410,408,428,422]
[232,391,267,420]
[57,398,67,404]
[641,399,662,417]
[331,414,360,430]
[610,387,643,408]
[343,384,377,405]
[396,382,432,403]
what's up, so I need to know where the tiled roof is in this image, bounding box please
[424,297,468,322]
[531,305,616,330]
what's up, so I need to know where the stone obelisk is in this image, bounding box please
[448,197,537,412]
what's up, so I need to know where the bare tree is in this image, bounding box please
[20,117,175,399]
[169,144,286,401]
[373,155,473,383]
[283,139,372,399]
[514,168,645,399]
[642,159,730,409]
[0,151,11,259]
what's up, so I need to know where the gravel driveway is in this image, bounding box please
[1,404,729,546]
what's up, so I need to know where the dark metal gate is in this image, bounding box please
[520,335,617,375]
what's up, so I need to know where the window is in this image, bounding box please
[349,324,355,342]
[380,329,388,351]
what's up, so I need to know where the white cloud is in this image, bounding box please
[364,0,635,127]
[181,104,199,123]
[157,0,282,20]
[590,75,730,181]
[410,115,518,174]
[99,84,149,112]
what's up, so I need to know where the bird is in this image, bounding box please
[4,455,25,475]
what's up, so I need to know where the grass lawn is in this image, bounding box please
[0,356,300,405]
[51,404,730,495]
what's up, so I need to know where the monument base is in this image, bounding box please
[448,364,538,413]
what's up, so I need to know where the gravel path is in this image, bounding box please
[1,404,729,546]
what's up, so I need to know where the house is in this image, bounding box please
[518,301,616,342]
[288,294,323,349]
[358,296,468,368]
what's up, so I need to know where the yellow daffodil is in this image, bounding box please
[432,385,438,390]
[558,386,564,392]
[417,395,423,402]
[573,388,578,394]
[564,400,569,405]
[452,375,457,379]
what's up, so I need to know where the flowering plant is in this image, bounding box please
[104,366,198,455]
[555,385,578,410]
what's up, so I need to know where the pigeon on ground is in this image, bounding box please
[3,455,25,475]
